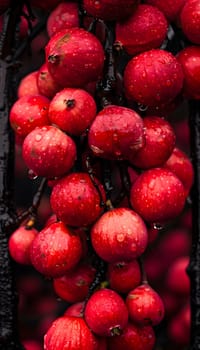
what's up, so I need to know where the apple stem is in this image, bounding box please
[118,161,131,199]
[65,99,75,109]
[102,159,114,196]
[87,17,98,34]
[83,256,107,312]
[16,177,47,228]
[138,256,148,285]
[78,0,86,28]
[96,22,119,108]
[84,155,105,207]
[110,326,122,337]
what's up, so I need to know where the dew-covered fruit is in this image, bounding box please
[107,322,155,350]
[115,4,168,56]
[126,284,165,326]
[30,222,82,278]
[180,0,200,45]
[44,316,98,350]
[130,167,186,223]
[107,260,141,294]
[47,2,79,38]
[50,172,105,227]
[48,88,97,136]
[8,226,38,265]
[144,0,186,21]
[22,125,76,179]
[83,0,139,22]
[91,207,148,263]
[124,49,184,107]
[128,116,176,169]
[46,27,105,88]
[177,45,200,99]
[84,288,128,336]
[9,95,50,138]
[53,262,96,303]
[88,105,144,160]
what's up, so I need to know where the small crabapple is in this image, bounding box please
[91,207,148,263]
[126,284,165,326]
[22,125,76,179]
[30,222,82,278]
[84,288,128,336]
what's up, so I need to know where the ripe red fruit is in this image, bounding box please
[47,2,79,37]
[22,125,76,179]
[53,262,96,303]
[161,290,185,317]
[63,305,108,349]
[37,62,61,99]
[107,322,155,350]
[163,147,194,196]
[8,226,38,265]
[157,228,191,263]
[83,0,139,21]
[180,0,200,45]
[128,116,176,169]
[165,256,190,295]
[88,105,144,160]
[124,49,184,107]
[45,28,104,88]
[167,303,190,346]
[126,284,165,326]
[115,4,168,56]
[22,340,42,350]
[91,207,148,263]
[9,95,50,138]
[177,45,200,99]
[130,168,186,223]
[84,288,128,336]
[144,228,191,282]
[17,71,40,98]
[44,316,98,350]
[144,0,186,21]
[64,302,85,318]
[30,222,82,278]
[48,88,97,136]
[50,172,105,227]
[107,260,141,294]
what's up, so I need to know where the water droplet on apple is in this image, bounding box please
[113,133,118,142]
[116,233,124,242]
[138,103,148,112]
[152,223,163,230]
[90,145,104,154]
[186,196,192,205]
[35,134,42,141]
[28,169,38,180]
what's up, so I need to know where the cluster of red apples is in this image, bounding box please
[5,0,199,349]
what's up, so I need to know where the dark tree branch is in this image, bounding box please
[0,1,26,349]
[188,100,200,350]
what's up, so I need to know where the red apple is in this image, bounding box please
[84,288,128,336]
[30,222,82,278]
[91,207,148,263]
